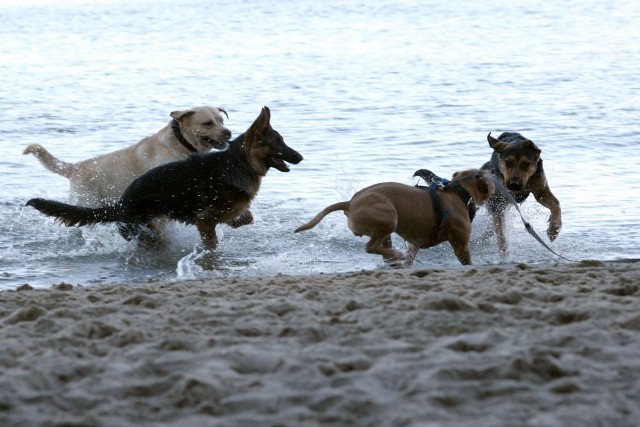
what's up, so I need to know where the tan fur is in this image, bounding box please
[485,133,562,256]
[23,106,230,207]
[295,169,496,266]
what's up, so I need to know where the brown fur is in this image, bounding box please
[295,169,495,266]
[481,132,562,256]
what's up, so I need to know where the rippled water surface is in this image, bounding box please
[1,0,639,289]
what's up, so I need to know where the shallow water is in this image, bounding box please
[1,0,639,289]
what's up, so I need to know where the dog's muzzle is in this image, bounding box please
[200,135,229,150]
[200,128,231,150]
[269,147,303,172]
[506,180,522,191]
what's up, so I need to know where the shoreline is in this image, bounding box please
[2,260,639,426]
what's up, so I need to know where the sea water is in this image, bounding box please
[1,0,639,289]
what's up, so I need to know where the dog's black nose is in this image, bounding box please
[507,181,521,191]
[223,129,232,140]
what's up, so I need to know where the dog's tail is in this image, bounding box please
[26,198,123,227]
[23,144,76,178]
[294,201,350,233]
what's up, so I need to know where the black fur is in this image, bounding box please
[480,132,544,211]
[27,107,302,244]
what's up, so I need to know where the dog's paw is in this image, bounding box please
[547,216,562,241]
[226,210,254,228]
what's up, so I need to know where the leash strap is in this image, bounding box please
[171,119,198,153]
[490,176,575,262]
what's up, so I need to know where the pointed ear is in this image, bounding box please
[170,109,196,121]
[523,139,542,160]
[251,106,271,130]
[487,132,508,152]
[260,106,271,124]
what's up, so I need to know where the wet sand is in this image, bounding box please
[1,260,639,427]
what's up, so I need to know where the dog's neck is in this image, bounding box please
[447,181,477,222]
[171,119,198,153]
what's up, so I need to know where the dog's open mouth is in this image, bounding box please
[268,154,291,172]
[267,150,303,172]
[200,136,228,150]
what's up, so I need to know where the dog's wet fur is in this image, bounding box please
[295,169,495,266]
[481,132,561,255]
[24,106,232,208]
[27,107,303,249]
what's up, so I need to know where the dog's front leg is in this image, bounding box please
[534,188,562,241]
[195,218,219,249]
[451,243,472,265]
[226,209,254,228]
[492,213,508,257]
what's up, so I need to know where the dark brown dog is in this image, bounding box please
[26,106,303,249]
[481,132,561,255]
[295,169,495,266]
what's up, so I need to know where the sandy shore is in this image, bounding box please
[1,260,639,427]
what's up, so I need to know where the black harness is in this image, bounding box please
[171,119,198,153]
[448,180,477,222]
[416,179,477,240]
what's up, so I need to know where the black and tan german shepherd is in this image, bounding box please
[27,106,303,249]
[481,132,561,256]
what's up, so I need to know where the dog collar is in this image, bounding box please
[171,119,198,153]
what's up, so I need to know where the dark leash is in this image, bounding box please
[414,169,575,262]
[489,176,576,262]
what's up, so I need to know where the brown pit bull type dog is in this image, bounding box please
[481,132,562,256]
[27,107,303,249]
[295,169,495,266]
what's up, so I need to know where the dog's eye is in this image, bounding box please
[521,163,531,171]
[203,120,214,126]
[505,161,514,168]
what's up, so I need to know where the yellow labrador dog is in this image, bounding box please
[24,106,231,207]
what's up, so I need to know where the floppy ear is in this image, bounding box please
[217,107,229,119]
[475,174,490,194]
[487,132,509,152]
[170,109,196,121]
[523,139,542,160]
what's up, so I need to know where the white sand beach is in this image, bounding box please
[1,260,639,427]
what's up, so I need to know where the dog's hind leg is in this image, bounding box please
[365,234,405,265]
[404,244,420,267]
[117,222,161,244]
